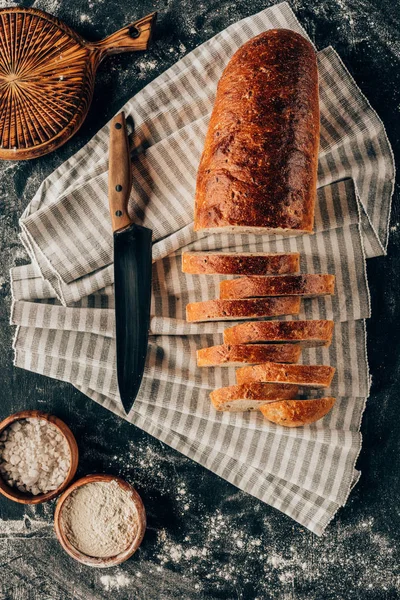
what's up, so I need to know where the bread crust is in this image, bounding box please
[220,274,335,299]
[259,397,336,427]
[210,382,299,411]
[236,362,335,387]
[186,297,300,322]
[182,252,300,275]
[223,320,334,347]
[194,29,319,234]
[197,343,302,366]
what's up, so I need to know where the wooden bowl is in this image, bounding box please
[54,474,146,567]
[0,7,157,160]
[0,410,79,504]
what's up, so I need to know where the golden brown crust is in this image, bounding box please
[260,397,336,427]
[223,320,334,347]
[210,383,299,411]
[197,343,302,366]
[194,29,319,234]
[182,252,300,275]
[186,297,300,322]
[220,274,335,299]
[236,362,335,387]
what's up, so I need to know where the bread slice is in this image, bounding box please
[197,343,302,367]
[223,320,334,347]
[220,274,335,299]
[186,297,300,322]
[210,383,299,412]
[182,251,300,275]
[260,397,336,427]
[236,362,335,388]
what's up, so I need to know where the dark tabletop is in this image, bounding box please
[0,0,399,599]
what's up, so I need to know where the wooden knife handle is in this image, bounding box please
[108,112,133,232]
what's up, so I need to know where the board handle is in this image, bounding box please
[92,12,157,59]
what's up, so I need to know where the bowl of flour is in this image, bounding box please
[54,474,146,567]
[0,410,79,504]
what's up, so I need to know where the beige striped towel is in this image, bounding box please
[10,3,395,534]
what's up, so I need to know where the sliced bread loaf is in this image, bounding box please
[182,251,300,275]
[220,274,335,299]
[197,343,302,367]
[236,362,335,388]
[223,320,334,347]
[186,297,300,322]
[260,397,336,427]
[210,382,299,412]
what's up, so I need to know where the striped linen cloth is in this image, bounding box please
[10,2,395,535]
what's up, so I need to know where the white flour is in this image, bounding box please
[100,573,132,591]
[61,480,138,558]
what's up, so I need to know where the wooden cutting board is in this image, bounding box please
[0,7,157,161]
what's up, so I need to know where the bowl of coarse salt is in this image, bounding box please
[54,474,146,567]
[0,411,79,504]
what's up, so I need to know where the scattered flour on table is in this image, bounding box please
[294,0,399,62]
[100,573,132,592]
[104,438,399,596]
[0,516,52,537]
[137,61,159,78]
[154,513,399,596]
[31,0,62,14]
[109,441,176,495]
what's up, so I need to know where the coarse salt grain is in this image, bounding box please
[0,419,70,495]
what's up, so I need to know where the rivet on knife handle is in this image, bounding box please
[108,112,133,232]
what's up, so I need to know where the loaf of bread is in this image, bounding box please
[182,252,300,275]
[194,29,319,235]
[197,343,302,367]
[220,274,335,299]
[260,397,336,427]
[210,382,299,412]
[186,297,300,322]
[236,362,335,388]
[223,320,334,347]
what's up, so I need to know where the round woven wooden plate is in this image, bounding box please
[0,7,156,160]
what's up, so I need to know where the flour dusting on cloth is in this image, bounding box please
[9,2,395,535]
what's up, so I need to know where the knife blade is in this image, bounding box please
[108,112,152,413]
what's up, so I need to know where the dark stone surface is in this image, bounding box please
[0,0,399,598]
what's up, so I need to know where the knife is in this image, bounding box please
[108,112,152,413]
